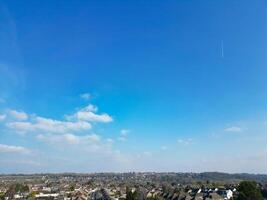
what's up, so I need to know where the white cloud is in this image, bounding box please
[66,104,113,123]
[0,114,6,121]
[5,104,112,135]
[224,126,242,132]
[7,116,91,134]
[83,104,98,112]
[36,133,130,165]
[118,129,130,141]
[84,133,101,142]
[80,93,91,101]
[76,112,112,123]
[37,133,100,145]
[118,137,126,141]
[177,138,193,145]
[0,144,31,154]
[143,151,152,156]
[120,129,130,136]
[161,146,167,150]
[8,109,28,120]
[62,134,80,144]
[7,122,33,133]
[106,138,113,143]
[1,104,133,169]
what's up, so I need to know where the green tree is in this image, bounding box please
[27,191,37,200]
[126,187,135,200]
[0,192,5,200]
[147,196,163,200]
[236,181,263,200]
[70,184,75,191]
[14,183,29,193]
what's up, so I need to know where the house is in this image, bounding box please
[217,190,233,200]
[205,193,223,200]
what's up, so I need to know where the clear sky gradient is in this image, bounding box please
[0,0,267,173]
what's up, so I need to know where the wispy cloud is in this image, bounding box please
[224,126,242,133]
[8,109,28,121]
[0,102,138,171]
[36,132,130,165]
[0,114,6,121]
[37,133,100,145]
[161,146,167,150]
[7,117,91,134]
[106,138,113,143]
[0,144,31,154]
[66,104,113,123]
[177,138,193,145]
[80,93,91,101]
[4,104,114,135]
[143,151,152,156]
[118,129,130,141]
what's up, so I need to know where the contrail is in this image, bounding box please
[221,40,224,58]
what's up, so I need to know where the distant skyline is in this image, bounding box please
[0,0,267,173]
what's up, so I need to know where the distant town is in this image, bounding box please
[0,172,266,200]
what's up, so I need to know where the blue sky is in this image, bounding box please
[0,0,267,173]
